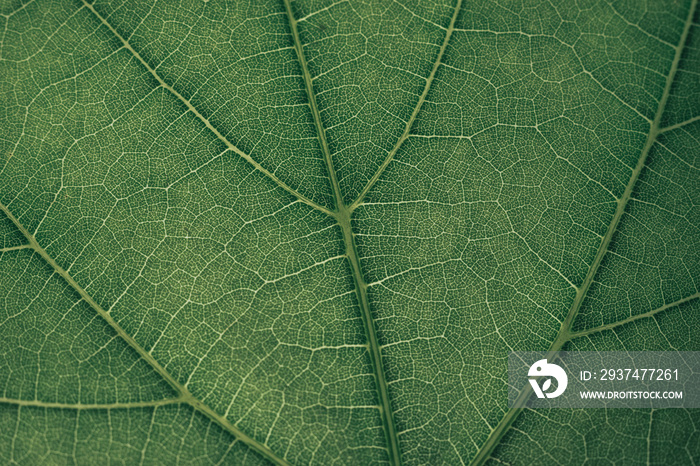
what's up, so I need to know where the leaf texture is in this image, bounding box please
[0,0,698,464]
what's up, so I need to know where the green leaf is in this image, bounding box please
[1,0,698,464]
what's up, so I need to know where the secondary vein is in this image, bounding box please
[0,397,183,410]
[0,201,290,466]
[470,0,698,463]
[569,292,700,339]
[351,0,464,210]
[0,244,31,253]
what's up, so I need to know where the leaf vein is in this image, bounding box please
[569,292,700,339]
[0,397,183,410]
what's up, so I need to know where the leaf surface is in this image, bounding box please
[0,0,698,464]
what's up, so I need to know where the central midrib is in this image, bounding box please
[283,0,468,463]
[281,1,403,464]
[81,0,406,463]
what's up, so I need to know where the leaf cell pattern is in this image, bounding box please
[0,0,698,464]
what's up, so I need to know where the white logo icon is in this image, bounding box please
[528,359,568,399]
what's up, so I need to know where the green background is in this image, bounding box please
[1,0,698,464]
